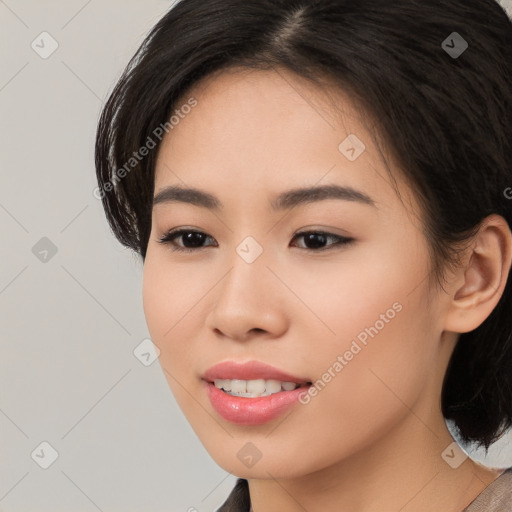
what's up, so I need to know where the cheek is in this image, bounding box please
[316,292,435,432]
[329,306,433,405]
[335,281,434,402]
[293,249,437,445]
[142,256,205,419]
[142,254,170,345]
[142,248,198,339]
[142,253,196,367]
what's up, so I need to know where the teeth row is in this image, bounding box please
[214,378,299,397]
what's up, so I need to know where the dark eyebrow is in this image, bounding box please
[153,185,222,210]
[270,184,376,210]
[152,184,376,210]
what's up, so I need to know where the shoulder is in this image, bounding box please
[216,478,250,512]
[217,469,512,511]
[463,467,512,512]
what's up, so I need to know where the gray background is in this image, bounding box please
[1,1,512,511]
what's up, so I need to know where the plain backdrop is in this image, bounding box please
[1,1,512,511]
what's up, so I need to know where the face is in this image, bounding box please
[142,67,449,479]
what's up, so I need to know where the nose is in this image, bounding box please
[204,250,289,342]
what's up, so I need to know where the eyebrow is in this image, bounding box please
[152,184,376,211]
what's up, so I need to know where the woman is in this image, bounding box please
[95,0,512,510]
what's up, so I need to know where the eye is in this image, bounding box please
[158,229,217,253]
[290,231,354,251]
[157,229,354,253]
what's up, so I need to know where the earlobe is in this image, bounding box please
[444,215,512,334]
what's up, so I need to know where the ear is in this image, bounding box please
[443,214,512,334]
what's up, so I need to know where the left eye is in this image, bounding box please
[157,229,354,252]
[291,231,354,250]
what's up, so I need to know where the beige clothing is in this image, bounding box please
[463,466,512,511]
[217,467,512,512]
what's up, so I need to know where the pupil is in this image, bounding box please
[185,232,204,247]
[306,233,326,249]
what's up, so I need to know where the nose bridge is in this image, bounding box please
[219,236,269,310]
[207,234,286,339]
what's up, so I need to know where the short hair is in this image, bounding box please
[95,0,512,450]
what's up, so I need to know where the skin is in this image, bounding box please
[142,67,512,511]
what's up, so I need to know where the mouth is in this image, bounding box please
[201,360,313,425]
[209,378,312,398]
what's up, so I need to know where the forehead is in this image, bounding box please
[153,67,415,218]
[160,66,369,153]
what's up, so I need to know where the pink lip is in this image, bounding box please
[202,360,309,383]
[204,381,310,425]
[202,360,311,426]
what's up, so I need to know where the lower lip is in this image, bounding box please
[204,381,309,426]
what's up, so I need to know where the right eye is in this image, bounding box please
[158,229,218,253]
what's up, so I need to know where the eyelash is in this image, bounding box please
[157,229,354,253]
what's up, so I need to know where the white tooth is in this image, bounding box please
[217,378,300,397]
[266,379,282,394]
[214,379,225,389]
[231,379,247,394]
[247,379,266,394]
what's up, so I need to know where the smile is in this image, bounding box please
[214,378,305,398]
[202,360,313,425]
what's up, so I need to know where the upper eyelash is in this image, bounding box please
[158,229,217,252]
[157,229,354,253]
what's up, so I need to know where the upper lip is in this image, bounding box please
[202,360,311,383]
